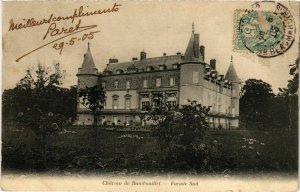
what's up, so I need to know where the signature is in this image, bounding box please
[9,3,121,32]
[52,30,100,55]
[16,19,99,62]
[11,3,121,62]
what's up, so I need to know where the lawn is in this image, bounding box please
[2,124,298,174]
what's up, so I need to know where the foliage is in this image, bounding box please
[78,84,106,151]
[142,94,213,171]
[278,58,299,131]
[2,63,77,122]
[2,126,298,173]
[240,79,275,128]
[78,85,106,115]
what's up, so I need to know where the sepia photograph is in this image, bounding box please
[2,1,299,191]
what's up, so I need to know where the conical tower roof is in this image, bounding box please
[225,56,239,81]
[78,43,98,75]
[82,42,95,69]
[184,23,203,62]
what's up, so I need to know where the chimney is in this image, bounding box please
[194,34,200,58]
[132,57,138,61]
[140,51,146,60]
[200,45,205,61]
[109,58,118,63]
[210,59,216,69]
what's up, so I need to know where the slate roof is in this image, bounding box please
[79,43,97,74]
[104,31,204,73]
[105,54,183,72]
[225,58,239,81]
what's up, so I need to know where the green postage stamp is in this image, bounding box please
[234,2,296,58]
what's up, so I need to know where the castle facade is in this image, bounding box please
[76,28,241,129]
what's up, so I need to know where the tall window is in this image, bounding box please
[166,92,177,110]
[102,82,106,89]
[126,81,130,89]
[156,78,162,87]
[193,71,199,83]
[141,101,150,111]
[170,77,175,86]
[114,81,119,89]
[143,79,148,88]
[113,97,118,109]
[125,116,129,125]
[125,98,131,109]
[113,116,118,125]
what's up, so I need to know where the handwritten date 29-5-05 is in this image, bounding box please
[53,30,99,54]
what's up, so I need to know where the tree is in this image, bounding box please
[142,94,212,170]
[10,63,68,169]
[2,63,77,122]
[78,85,106,151]
[240,79,275,129]
[278,57,299,131]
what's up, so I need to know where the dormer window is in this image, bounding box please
[146,66,154,71]
[127,64,138,73]
[103,70,112,75]
[116,69,124,74]
[159,65,166,70]
[172,64,179,69]
[114,81,119,89]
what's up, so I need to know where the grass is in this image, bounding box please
[2,124,298,174]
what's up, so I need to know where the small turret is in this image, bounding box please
[77,43,99,89]
[225,56,240,128]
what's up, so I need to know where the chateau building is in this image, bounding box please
[76,27,241,129]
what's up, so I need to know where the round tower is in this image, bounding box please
[76,43,99,125]
[225,56,240,128]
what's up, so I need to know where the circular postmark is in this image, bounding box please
[238,2,296,58]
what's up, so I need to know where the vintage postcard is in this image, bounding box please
[2,1,299,191]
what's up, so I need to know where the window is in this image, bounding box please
[114,81,119,89]
[159,65,166,70]
[146,66,153,71]
[167,101,177,110]
[141,94,149,99]
[102,82,106,89]
[113,116,118,125]
[143,79,148,88]
[103,100,106,109]
[126,81,130,89]
[156,78,162,87]
[169,77,175,86]
[101,116,106,125]
[125,116,129,125]
[166,92,176,98]
[193,71,199,83]
[113,98,118,109]
[141,101,150,111]
[172,64,178,69]
[125,98,131,109]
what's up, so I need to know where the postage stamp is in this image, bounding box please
[234,2,296,57]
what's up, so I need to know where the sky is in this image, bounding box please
[3,1,299,93]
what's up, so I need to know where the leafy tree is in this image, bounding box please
[2,63,77,122]
[240,79,275,129]
[7,63,69,169]
[278,58,299,131]
[78,85,106,151]
[142,94,212,170]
